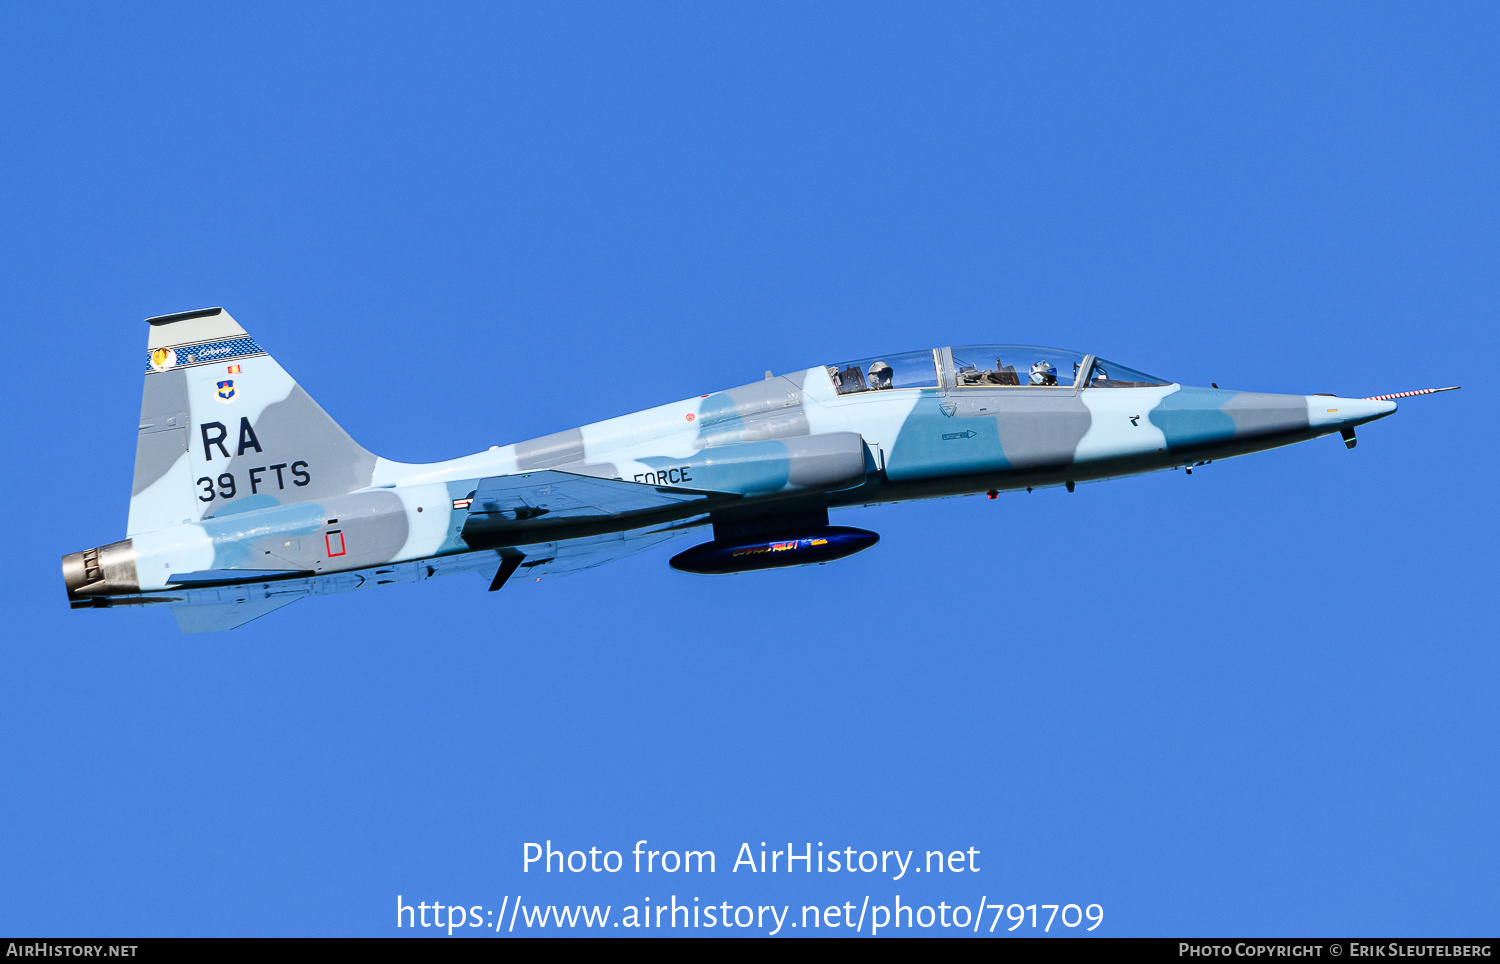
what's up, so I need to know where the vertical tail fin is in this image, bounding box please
[128,307,376,536]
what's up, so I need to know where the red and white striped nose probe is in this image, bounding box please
[1363,386,1461,401]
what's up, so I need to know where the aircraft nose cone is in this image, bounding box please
[1312,395,1397,428]
[1344,397,1397,422]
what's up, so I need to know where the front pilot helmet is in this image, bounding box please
[1029,360,1056,385]
[869,361,892,384]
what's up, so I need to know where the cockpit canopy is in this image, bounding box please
[826,346,1169,395]
[952,346,1087,387]
[827,350,939,393]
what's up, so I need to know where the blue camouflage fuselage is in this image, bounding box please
[63,311,1399,632]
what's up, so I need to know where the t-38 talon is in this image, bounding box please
[62,308,1456,632]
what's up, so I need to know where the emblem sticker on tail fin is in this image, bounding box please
[216,380,236,402]
[144,337,263,373]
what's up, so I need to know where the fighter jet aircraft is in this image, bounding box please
[62,308,1457,632]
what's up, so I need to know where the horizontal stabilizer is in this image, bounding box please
[171,592,306,633]
[465,470,713,530]
[168,569,310,586]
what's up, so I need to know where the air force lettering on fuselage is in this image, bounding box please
[61,306,1457,633]
[633,467,692,486]
[194,418,311,503]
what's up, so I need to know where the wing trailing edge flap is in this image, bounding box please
[171,591,307,633]
[464,470,716,530]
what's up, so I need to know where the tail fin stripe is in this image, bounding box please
[147,337,265,373]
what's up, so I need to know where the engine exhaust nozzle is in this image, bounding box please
[62,540,140,601]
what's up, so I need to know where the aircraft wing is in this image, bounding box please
[165,521,702,630]
[462,470,717,531]
[168,569,310,586]
[156,474,718,631]
[513,525,699,580]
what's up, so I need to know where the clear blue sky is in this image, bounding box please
[1,2,1495,937]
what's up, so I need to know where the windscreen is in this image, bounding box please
[1085,358,1171,388]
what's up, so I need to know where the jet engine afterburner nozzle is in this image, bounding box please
[62,540,140,601]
